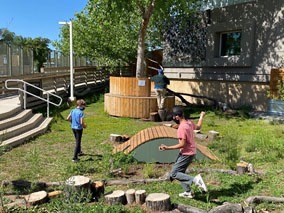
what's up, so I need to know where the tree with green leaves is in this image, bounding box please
[0,28,51,72]
[57,0,200,77]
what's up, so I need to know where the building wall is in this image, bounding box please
[168,79,268,111]
[164,0,284,111]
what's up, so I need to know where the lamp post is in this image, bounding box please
[58,21,75,102]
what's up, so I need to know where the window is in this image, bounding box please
[220,31,242,56]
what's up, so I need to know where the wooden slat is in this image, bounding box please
[104,94,175,119]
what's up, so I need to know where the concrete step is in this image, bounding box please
[0,106,22,121]
[0,113,44,141]
[0,109,33,131]
[0,117,53,149]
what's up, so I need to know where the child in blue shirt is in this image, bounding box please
[66,99,87,162]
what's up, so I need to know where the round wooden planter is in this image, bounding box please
[104,76,174,118]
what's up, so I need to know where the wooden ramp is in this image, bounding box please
[114,126,219,163]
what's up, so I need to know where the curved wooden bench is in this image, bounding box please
[114,125,219,163]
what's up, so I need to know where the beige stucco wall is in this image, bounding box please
[163,0,284,111]
[167,79,269,111]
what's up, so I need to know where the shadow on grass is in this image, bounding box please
[194,180,257,205]
[80,154,103,162]
[3,179,48,194]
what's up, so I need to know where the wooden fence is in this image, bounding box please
[0,66,110,109]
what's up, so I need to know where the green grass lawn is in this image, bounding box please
[1,94,284,212]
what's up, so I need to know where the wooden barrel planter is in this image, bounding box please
[104,77,175,118]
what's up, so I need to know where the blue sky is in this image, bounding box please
[0,0,88,47]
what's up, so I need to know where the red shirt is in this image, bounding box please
[177,120,196,155]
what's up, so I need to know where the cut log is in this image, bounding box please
[208,130,219,141]
[150,112,159,122]
[105,190,126,205]
[208,202,243,213]
[135,189,146,205]
[24,190,48,206]
[125,189,136,204]
[105,178,162,186]
[146,193,171,212]
[175,204,207,213]
[91,181,105,199]
[236,162,248,175]
[110,134,122,142]
[4,198,26,209]
[65,175,91,202]
[158,109,166,121]
[48,190,63,198]
[245,195,284,204]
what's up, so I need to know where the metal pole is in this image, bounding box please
[47,93,50,118]
[23,82,27,110]
[69,21,75,101]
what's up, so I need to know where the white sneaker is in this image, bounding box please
[179,191,194,198]
[193,174,208,192]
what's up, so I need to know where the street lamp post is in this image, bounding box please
[58,21,75,102]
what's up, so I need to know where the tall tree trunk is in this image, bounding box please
[136,0,156,78]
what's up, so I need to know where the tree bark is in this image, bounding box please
[125,189,136,204]
[136,0,156,77]
[208,202,243,213]
[175,204,207,213]
[245,196,284,204]
[135,189,146,204]
[105,178,162,186]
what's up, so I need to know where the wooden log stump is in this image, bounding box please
[236,162,248,175]
[135,189,146,204]
[110,134,123,142]
[105,190,126,205]
[150,112,160,122]
[65,175,91,202]
[146,193,171,212]
[208,130,219,141]
[125,189,136,204]
[158,109,166,121]
[91,181,105,199]
[24,190,48,206]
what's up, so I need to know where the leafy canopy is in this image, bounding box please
[57,0,200,72]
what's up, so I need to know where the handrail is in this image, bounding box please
[5,79,63,118]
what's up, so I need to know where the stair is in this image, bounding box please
[0,96,53,149]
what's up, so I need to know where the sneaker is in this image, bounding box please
[72,158,80,162]
[193,174,208,192]
[179,191,194,198]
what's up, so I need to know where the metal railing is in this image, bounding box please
[5,79,62,117]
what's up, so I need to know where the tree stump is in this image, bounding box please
[135,189,146,204]
[65,175,91,202]
[208,130,219,141]
[24,190,48,206]
[125,189,136,204]
[150,112,160,122]
[158,109,166,121]
[91,181,105,199]
[146,193,171,211]
[110,134,123,142]
[236,162,248,175]
[105,190,126,205]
